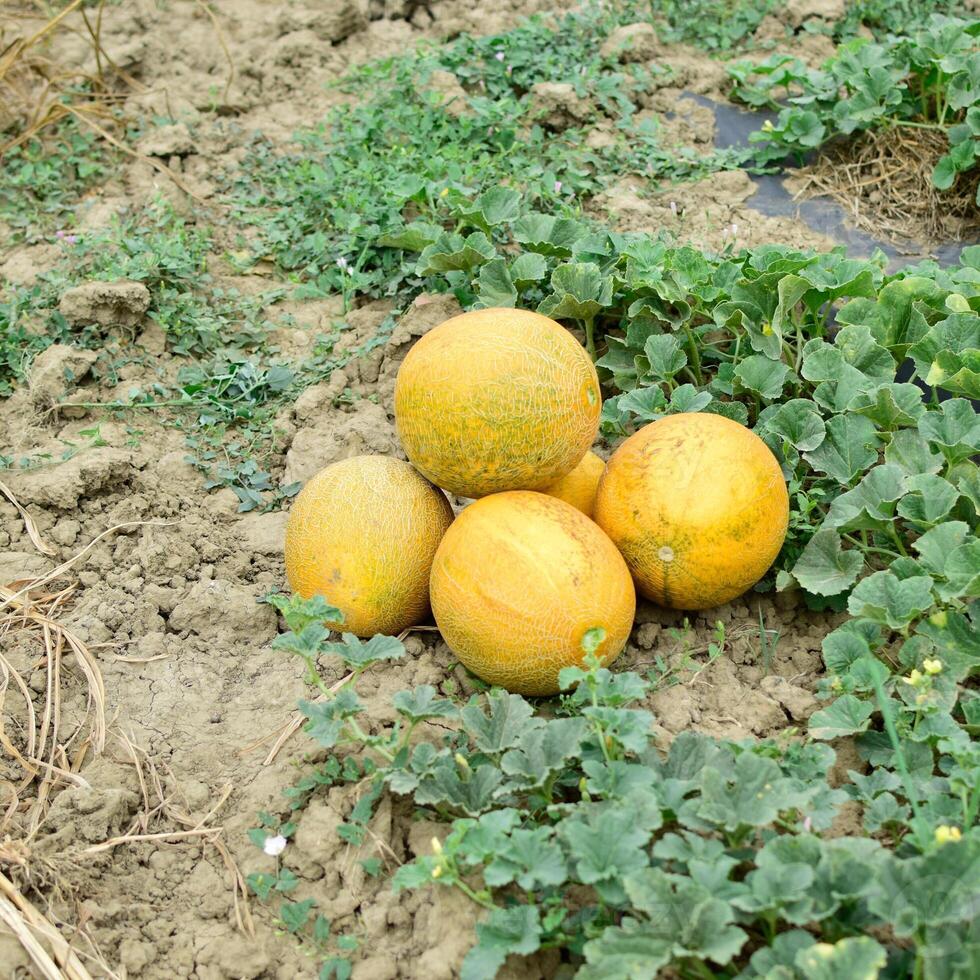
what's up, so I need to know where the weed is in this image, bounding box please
[0,122,111,243]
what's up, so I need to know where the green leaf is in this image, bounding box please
[623,868,748,964]
[512,213,587,256]
[456,187,521,234]
[578,921,672,980]
[794,936,887,980]
[884,429,944,477]
[484,827,568,890]
[413,759,505,816]
[460,906,541,980]
[696,752,799,830]
[643,334,687,381]
[764,398,826,451]
[920,399,980,459]
[301,689,362,748]
[668,384,712,414]
[323,633,406,669]
[847,571,935,630]
[896,473,960,526]
[537,262,612,321]
[461,690,542,753]
[809,695,875,740]
[280,898,316,933]
[500,717,588,787]
[849,383,926,429]
[416,231,496,275]
[825,464,907,531]
[510,251,548,289]
[911,521,971,576]
[803,414,881,485]
[735,354,790,401]
[319,958,351,980]
[927,346,980,399]
[476,258,517,308]
[392,684,459,723]
[558,805,652,899]
[740,929,816,978]
[792,528,864,596]
[376,221,442,252]
[265,593,343,633]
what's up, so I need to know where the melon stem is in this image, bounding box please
[583,315,596,360]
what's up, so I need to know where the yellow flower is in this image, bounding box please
[923,658,942,675]
[431,837,443,855]
[934,825,962,845]
[431,864,443,878]
[929,611,947,628]
[440,187,450,198]
[762,120,775,132]
[903,669,924,687]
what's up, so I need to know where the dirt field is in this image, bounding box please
[0,2,972,978]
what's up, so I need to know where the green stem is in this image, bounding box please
[346,718,394,763]
[873,678,925,840]
[452,877,497,911]
[683,323,703,384]
[583,316,596,360]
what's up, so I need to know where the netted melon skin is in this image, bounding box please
[394,308,601,498]
[285,456,453,636]
[430,491,636,696]
[541,450,605,518]
[595,413,789,610]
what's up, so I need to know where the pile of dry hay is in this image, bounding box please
[787,124,980,247]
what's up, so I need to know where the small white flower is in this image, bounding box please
[554,180,563,194]
[263,834,287,856]
[494,51,505,62]
[336,256,350,273]
[731,222,739,237]
[670,200,678,216]
[802,816,813,832]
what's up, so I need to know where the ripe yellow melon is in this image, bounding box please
[430,491,636,696]
[594,413,788,610]
[285,455,453,637]
[394,308,601,498]
[541,450,605,518]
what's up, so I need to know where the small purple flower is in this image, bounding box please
[802,816,813,833]
[554,180,563,194]
[494,51,505,62]
[506,65,513,75]
[55,229,66,239]
[66,234,79,245]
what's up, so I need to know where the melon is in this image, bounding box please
[541,450,605,518]
[430,491,635,696]
[594,413,788,610]
[285,455,453,636]
[394,308,600,498]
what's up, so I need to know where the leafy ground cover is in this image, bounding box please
[730,14,980,241]
[250,194,979,975]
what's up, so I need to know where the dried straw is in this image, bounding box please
[787,124,980,246]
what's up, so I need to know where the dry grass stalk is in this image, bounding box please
[93,731,255,936]
[0,870,96,980]
[788,124,980,246]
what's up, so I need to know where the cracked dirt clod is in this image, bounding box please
[29,344,99,405]
[59,280,151,329]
